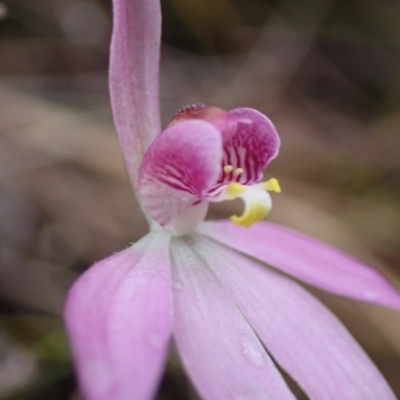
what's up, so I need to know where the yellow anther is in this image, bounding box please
[234,167,244,175]
[223,165,234,173]
[225,182,245,197]
[262,178,281,193]
[231,202,269,228]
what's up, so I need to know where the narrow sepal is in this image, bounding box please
[109,0,162,188]
[197,221,400,309]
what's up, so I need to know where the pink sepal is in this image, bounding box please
[197,221,400,309]
[64,233,172,400]
[170,238,296,400]
[109,0,162,188]
[193,235,396,400]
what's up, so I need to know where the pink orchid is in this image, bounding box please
[64,0,400,399]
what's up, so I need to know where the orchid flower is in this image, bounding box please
[64,0,400,399]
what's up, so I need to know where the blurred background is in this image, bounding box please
[0,0,399,398]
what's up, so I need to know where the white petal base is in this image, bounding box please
[165,202,208,237]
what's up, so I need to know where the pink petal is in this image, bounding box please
[139,120,222,226]
[197,221,400,309]
[109,0,161,187]
[222,108,280,184]
[193,236,396,400]
[170,238,296,400]
[64,233,172,400]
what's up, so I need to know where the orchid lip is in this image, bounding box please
[208,173,282,228]
[229,179,281,228]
